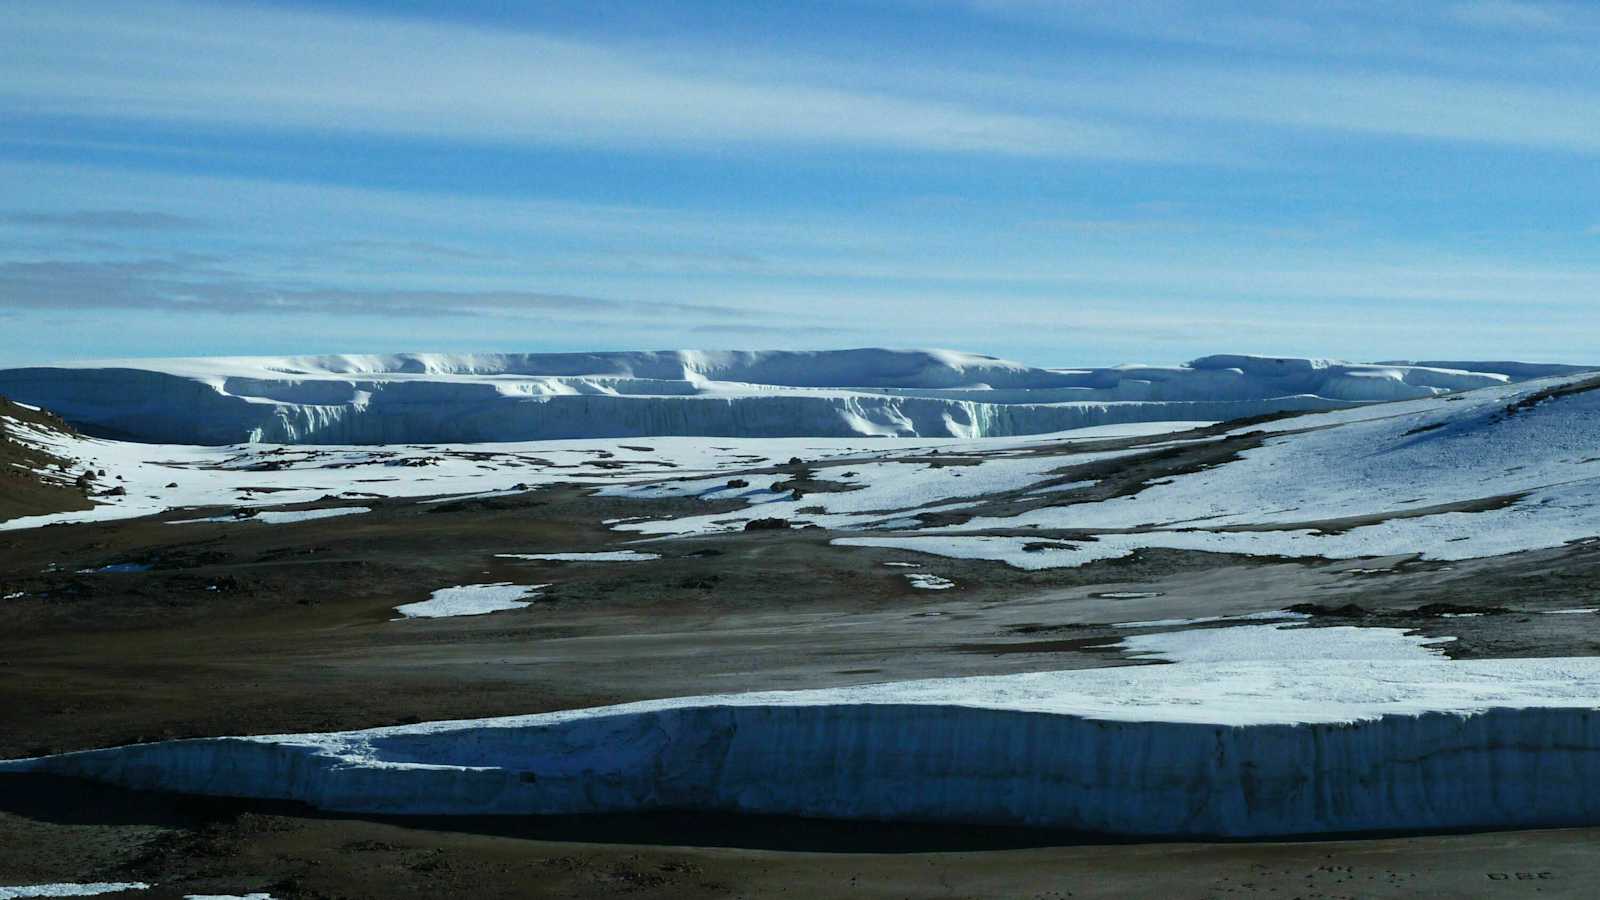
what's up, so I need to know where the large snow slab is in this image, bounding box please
[9,623,1600,838]
[393,583,547,619]
[0,350,1556,444]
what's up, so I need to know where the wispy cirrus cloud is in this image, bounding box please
[1451,0,1568,31]
[0,209,204,231]
[689,323,859,336]
[6,0,1598,173]
[0,255,757,322]
[0,2,1184,161]
[325,240,500,263]
[961,0,1600,57]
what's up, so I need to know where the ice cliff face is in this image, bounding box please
[9,625,1600,838]
[13,703,1600,837]
[0,349,1576,445]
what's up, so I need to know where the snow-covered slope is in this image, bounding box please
[10,623,1600,837]
[0,398,95,521]
[9,368,1600,566]
[0,350,1560,444]
[832,371,1600,567]
[0,427,914,530]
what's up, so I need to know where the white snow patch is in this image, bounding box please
[394,584,548,619]
[0,887,149,899]
[1118,622,1451,663]
[497,551,661,562]
[596,473,789,501]
[1114,610,1309,628]
[614,447,1154,537]
[168,507,369,526]
[904,573,955,590]
[1026,479,1098,496]
[833,535,1134,569]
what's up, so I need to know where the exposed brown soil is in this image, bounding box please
[0,397,94,521]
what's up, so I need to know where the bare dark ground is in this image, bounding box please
[2,774,1598,899]
[5,472,1600,896]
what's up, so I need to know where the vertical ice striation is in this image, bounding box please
[10,636,1600,838]
[0,351,1562,445]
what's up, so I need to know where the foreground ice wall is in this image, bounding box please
[13,704,1600,837]
[9,625,1600,838]
[0,349,1570,444]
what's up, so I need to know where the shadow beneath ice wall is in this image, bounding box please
[0,773,1132,853]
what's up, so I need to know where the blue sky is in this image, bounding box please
[2,0,1597,368]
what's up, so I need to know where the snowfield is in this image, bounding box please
[1,350,1581,444]
[0,418,910,531]
[827,371,1600,566]
[6,362,1600,572]
[10,622,1600,837]
[0,404,1204,532]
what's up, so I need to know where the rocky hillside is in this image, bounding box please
[0,398,94,521]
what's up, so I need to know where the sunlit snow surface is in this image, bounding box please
[1114,610,1310,629]
[498,551,661,562]
[0,886,148,899]
[865,372,1600,563]
[393,583,549,619]
[168,507,370,526]
[1,418,1144,531]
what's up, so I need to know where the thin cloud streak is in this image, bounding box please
[0,209,204,231]
[0,256,757,321]
[959,0,1600,63]
[1,2,1182,161]
[8,0,1598,169]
